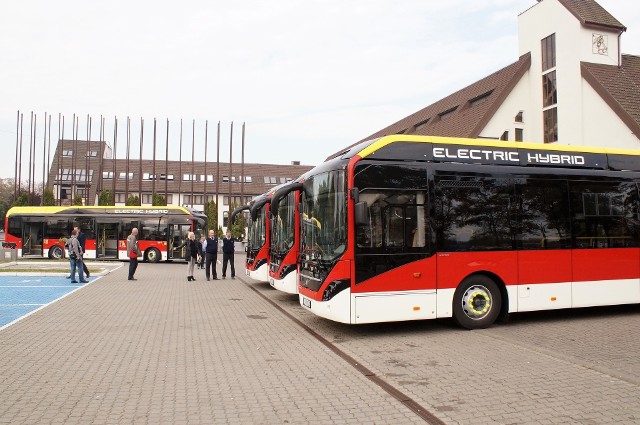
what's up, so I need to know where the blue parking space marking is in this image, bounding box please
[0,276,92,329]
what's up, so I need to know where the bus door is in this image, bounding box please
[169,224,191,259]
[23,220,44,256]
[96,222,119,259]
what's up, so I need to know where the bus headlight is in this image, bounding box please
[322,279,350,301]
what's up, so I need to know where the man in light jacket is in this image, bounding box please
[127,227,141,281]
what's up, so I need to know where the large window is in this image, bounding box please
[433,175,516,251]
[542,71,557,107]
[541,33,556,71]
[570,181,639,248]
[541,33,558,143]
[543,108,558,143]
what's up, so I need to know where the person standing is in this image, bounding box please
[221,230,236,279]
[197,235,206,269]
[68,229,88,284]
[127,227,142,281]
[177,231,198,281]
[74,225,90,277]
[203,229,219,281]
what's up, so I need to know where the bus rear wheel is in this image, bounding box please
[145,247,161,263]
[453,275,501,330]
[49,245,64,260]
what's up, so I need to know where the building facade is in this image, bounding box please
[330,0,639,158]
[47,139,312,230]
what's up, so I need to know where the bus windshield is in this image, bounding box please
[271,191,295,254]
[248,205,266,251]
[301,170,347,261]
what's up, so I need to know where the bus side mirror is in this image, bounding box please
[354,202,368,226]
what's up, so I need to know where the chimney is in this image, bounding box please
[291,161,300,166]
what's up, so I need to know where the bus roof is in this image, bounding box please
[6,205,197,217]
[350,135,640,172]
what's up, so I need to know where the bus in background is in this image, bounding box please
[268,180,303,294]
[298,135,640,329]
[3,205,207,262]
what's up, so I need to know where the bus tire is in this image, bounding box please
[453,275,502,330]
[145,247,161,263]
[49,245,64,260]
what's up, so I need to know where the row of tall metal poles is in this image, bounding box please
[13,111,246,213]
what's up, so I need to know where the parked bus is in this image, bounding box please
[238,192,272,281]
[269,181,303,293]
[298,135,640,329]
[3,205,207,262]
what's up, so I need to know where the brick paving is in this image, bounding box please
[1,254,639,424]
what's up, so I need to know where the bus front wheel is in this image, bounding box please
[145,247,161,263]
[49,245,64,260]
[453,275,501,330]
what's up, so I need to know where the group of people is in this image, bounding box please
[65,226,91,283]
[179,230,237,282]
[64,225,237,283]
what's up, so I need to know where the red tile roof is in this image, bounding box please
[326,53,531,160]
[558,0,626,31]
[581,54,640,138]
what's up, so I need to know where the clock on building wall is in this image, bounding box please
[592,33,608,55]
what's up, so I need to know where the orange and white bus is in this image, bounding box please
[4,205,207,262]
[298,135,640,329]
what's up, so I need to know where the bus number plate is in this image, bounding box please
[302,297,311,309]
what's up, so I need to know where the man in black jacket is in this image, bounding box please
[221,230,236,279]
[203,229,219,281]
[73,225,90,277]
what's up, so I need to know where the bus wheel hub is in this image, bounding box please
[462,286,491,319]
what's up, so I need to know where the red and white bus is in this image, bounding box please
[298,135,640,329]
[4,205,207,262]
[241,193,273,281]
[268,181,303,293]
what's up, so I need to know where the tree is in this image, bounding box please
[230,204,247,240]
[72,192,84,206]
[126,195,141,206]
[11,192,29,207]
[0,178,14,223]
[152,193,166,206]
[217,224,224,238]
[42,188,55,206]
[98,190,114,206]
[204,200,218,231]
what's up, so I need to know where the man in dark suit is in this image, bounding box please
[203,229,219,281]
[73,225,90,277]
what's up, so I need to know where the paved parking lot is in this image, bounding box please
[0,256,638,424]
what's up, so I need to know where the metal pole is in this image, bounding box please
[72,114,77,204]
[165,119,169,203]
[57,114,62,205]
[178,119,182,205]
[46,113,51,190]
[139,118,144,203]
[42,112,47,204]
[191,119,195,208]
[241,122,245,206]
[18,113,23,196]
[152,117,157,201]
[14,110,19,199]
[204,120,208,208]
[27,112,33,200]
[228,121,233,218]
[215,121,220,230]
[125,117,130,201]
[112,117,117,204]
[96,115,104,196]
[85,114,90,204]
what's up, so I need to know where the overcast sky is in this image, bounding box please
[1,0,638,181]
